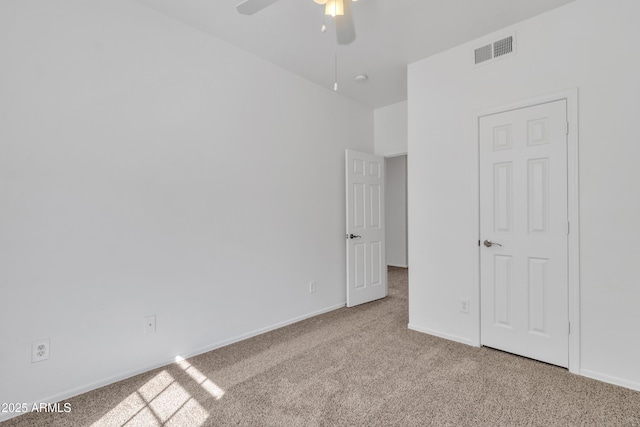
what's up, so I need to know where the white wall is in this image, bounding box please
[385,156,407,267]
[408,0,640,390]
[374,101,407,156]
[0,0,373,418]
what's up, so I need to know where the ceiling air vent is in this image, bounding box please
[473,33,516,66]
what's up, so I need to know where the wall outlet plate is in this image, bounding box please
[144,315,156,334]
[309,281,316,294]
[32,339,50,363]
[460,300,470,314]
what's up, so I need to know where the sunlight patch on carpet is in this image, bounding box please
[90,369,209,427]
[175,356,225,400]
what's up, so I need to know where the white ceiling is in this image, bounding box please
[135,0,575,109]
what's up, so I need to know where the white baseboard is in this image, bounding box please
[179,303,345,359]
[580,369,640,392]
[387,263,408,268]
[405,324,640,393]
[407,323,477,347]
[0,303,346,423]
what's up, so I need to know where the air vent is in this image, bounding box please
[493,36,513,58]
[473,33,516,66]
[474,44,493,65]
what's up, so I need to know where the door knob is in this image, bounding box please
[483,240,502,247]
[347,234,362,239]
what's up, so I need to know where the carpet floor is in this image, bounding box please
[5,267,640,426]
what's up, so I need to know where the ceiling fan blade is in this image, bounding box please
[236,0,280,15]
[335,0,356,45]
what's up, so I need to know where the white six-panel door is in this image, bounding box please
[480,100,569,367]
[346,150,387,307]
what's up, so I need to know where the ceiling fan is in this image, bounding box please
[236,0,357,45]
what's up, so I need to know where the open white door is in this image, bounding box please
[345,150,387,307]
[480,100,569,367]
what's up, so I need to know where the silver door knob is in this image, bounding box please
[483,240,502,247]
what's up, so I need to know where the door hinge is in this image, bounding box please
[567,221,570,235]
[568,321,571,335]
[478,240,481,247]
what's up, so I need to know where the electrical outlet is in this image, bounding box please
[460,300,469,314]
[32,339,50,363]
[144,315,156,334]
[309,281,316,294]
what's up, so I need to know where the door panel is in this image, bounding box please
[346,150,387,307]
[493,254,513,328]
[528,158,550,233]
[480,100,568,367]
[493,162,513,233]
[528,257,549,335]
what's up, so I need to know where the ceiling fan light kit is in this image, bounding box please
[236,0,357,45]
[326,0,344,17]
[315,0,358,16]
[236,0,359,91]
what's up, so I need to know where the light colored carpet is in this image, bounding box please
[5,267,640,426]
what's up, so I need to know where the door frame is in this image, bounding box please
[472,88,580,374]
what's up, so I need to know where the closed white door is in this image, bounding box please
[480,100,569,367]
[346,149,387,307]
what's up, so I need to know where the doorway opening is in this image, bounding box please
[385,154,408,268]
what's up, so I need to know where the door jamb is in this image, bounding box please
[472,88,580,374]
